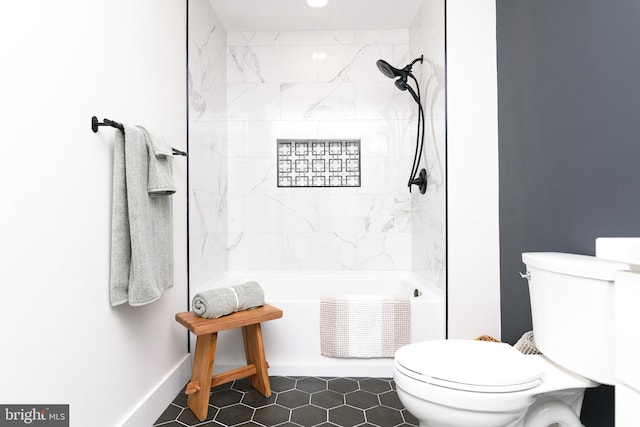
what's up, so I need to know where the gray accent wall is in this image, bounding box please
[496,0,640,425]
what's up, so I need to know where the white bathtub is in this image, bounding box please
[190,271,445,377]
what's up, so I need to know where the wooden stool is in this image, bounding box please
[175,304,283,421]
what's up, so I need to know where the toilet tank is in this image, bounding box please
[522,252,629,385]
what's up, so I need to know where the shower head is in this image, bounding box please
[376,59,404,79]
[376,56,424,80]
[375,54,427,195]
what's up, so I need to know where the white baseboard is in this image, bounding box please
[120,354,192,427]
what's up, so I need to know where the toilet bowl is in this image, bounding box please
[394,340,595,427]
[393,251,631,427]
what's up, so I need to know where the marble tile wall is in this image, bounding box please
[188,0,228,287]
[187,0,446,284]
[226,30,417,271]
[410,0,446,290]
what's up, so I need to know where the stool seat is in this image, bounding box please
[175,304,283,421]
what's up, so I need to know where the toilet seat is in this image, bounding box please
[395,340,544,393]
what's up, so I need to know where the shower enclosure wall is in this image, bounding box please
[188,0,446,368]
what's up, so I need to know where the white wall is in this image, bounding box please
[446,0,501,338]
[0,1,189,426]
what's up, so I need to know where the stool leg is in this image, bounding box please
[242,323,271,397]
[187,332,217,421]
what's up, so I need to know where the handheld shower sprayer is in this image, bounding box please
[376,55,427,194]
[394,78,420,104]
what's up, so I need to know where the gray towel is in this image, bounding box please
[192,282,265,318]
[139,126,176,196]
[110,124,174,306]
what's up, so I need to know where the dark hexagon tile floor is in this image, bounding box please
[153,376,419,427]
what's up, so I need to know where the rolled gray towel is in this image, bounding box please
[192,281,265,319]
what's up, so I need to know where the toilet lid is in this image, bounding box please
[395,340,544,393]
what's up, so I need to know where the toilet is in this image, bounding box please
[393,252,630,427]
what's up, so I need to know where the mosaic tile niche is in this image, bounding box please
[277,139,361,188]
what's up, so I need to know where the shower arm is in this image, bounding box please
[408,55,424,69]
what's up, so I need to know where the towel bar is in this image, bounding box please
[91,115,187,156]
